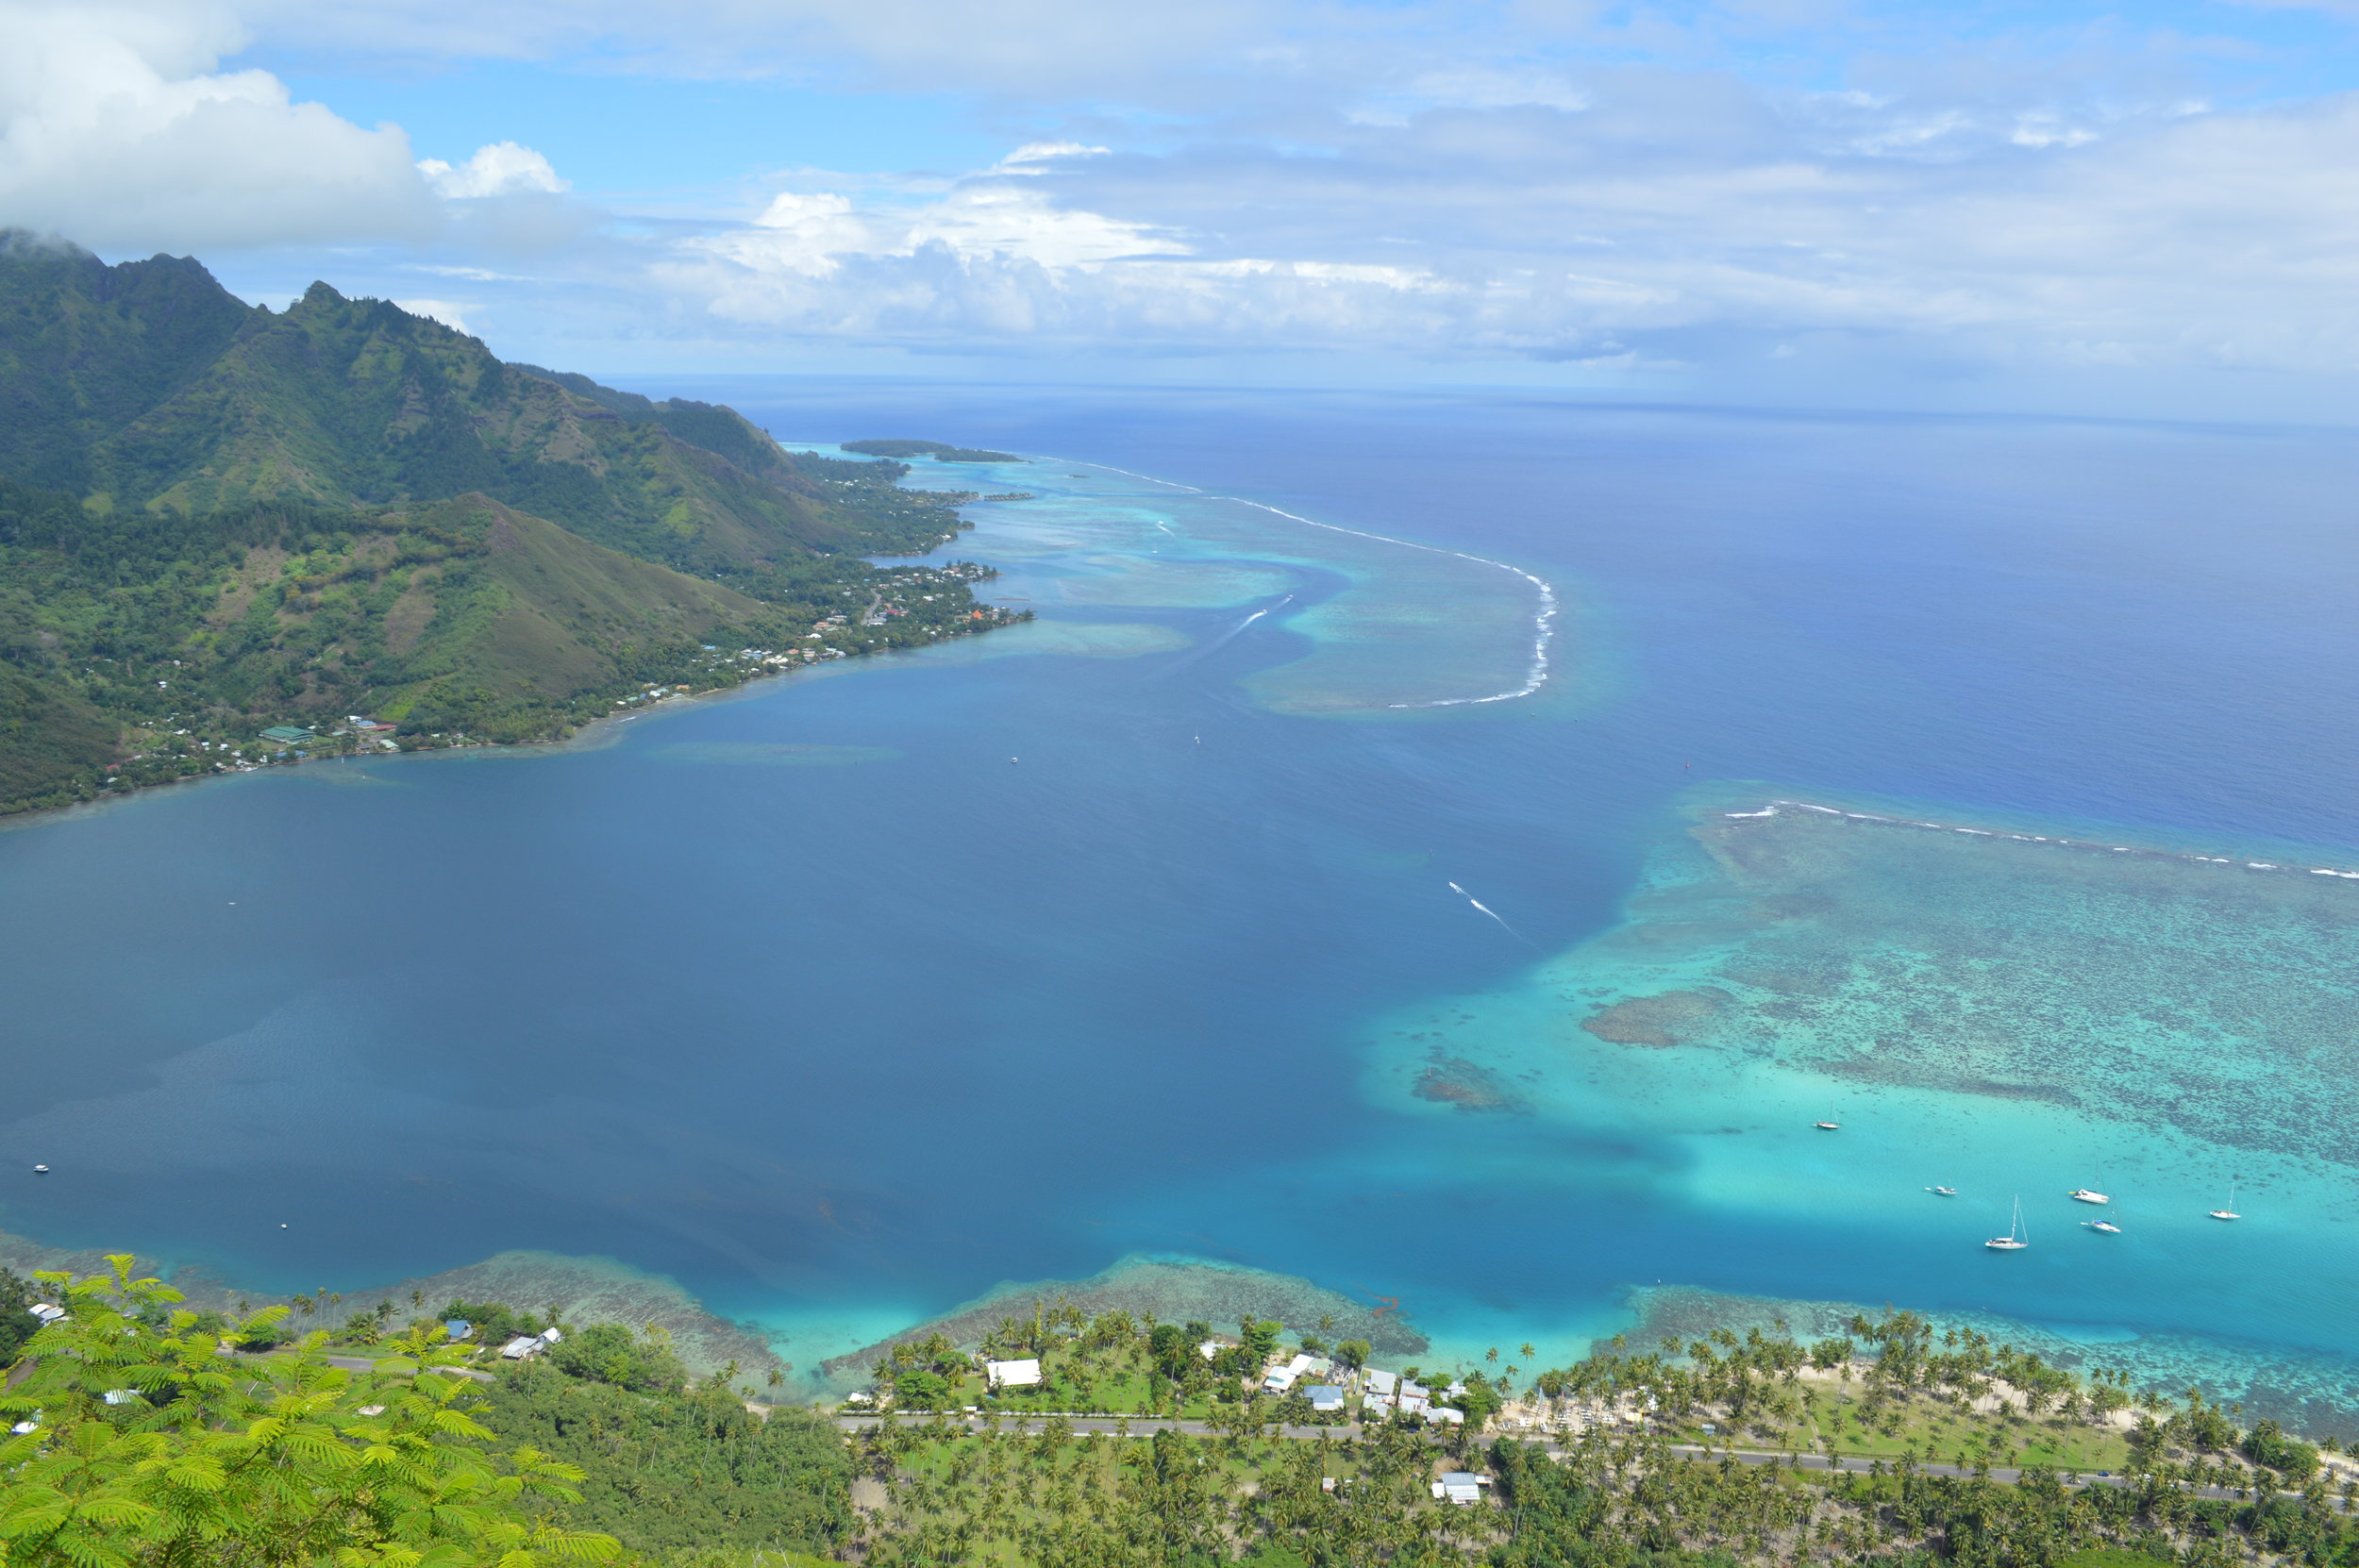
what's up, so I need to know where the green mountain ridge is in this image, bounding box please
[0,233,1028,815]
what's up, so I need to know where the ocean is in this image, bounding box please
[7,385,2359,1415]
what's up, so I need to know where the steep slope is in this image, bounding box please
[87,281,857,570]
[0,235,1031,814]
[0,233,256,493]
[0,473,1022,813]
[0,237,978,572]
[364,494,788,722]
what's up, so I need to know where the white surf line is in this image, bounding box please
[1213,499,1558,709]
[1448,880,1539,946]
[1067,460,1206,492]
[1719,800,2359,880]
[1039,455,1558,707]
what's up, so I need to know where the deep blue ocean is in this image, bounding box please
[7,386,2359,1405]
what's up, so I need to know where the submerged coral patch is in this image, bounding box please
[1581,988,1732,1047]
[1579,795,2359,1166]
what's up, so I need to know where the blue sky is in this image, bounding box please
[11,0,2359,414]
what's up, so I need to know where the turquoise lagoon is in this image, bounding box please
[7,391,2359,1421]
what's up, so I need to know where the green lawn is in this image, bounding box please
[1669,1381,2133,1473]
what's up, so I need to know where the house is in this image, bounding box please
[1427,1407,1465,1426]
[1430,1472,1491,1506]
[1263,1353,1318,1393]
[540,1327,562,1345]
[1198,1339,1229,1360]
[1305,1384,1346,1415]
[28,1303,67,1326]
[259,726,312,744]
[499,1336,544,1360]
[443,1320,474,1343]
[983,1358,1042,1390]
[1364,1369,1399,1397]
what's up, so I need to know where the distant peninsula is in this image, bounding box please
[0,232,1030,817]
[842,439,1027,463]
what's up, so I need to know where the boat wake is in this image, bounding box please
[1448,880,1539,946]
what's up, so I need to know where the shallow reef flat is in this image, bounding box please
[1630,793,2359,1165]
[1358,785,2359,1428]
[818,1254,1429,1383]
[0,1230,778,1379]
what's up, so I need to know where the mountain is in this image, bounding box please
[0,233,967,572]
[0,234,1026,815]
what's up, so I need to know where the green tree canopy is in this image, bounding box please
[0,1256,620,1568]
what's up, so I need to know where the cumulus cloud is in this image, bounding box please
[0,0,432,250]
[393,297,477,332]
[0,3,584,257]
[418,141,569,198]
[638,80,2359,378]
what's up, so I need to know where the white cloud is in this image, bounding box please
[0,0,432,250]
[393,296,477,332]
[624,81,2359,383]
[418,141,569,199]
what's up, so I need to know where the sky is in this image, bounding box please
[10,0,2359,416]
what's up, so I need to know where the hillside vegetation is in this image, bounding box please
[0,232,1029,813]
[7,1261,2359,1568]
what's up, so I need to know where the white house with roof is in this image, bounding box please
[1431,1471,1492,1506]
[1263,1352,1321,1393]
[984,1358,1042,1390]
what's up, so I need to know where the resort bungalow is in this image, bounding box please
[983,1358,1043,1391]
[1305,1384,1347,1415]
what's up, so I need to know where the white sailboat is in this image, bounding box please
[1926,1185,1957,1196]
[1814,1105,1840,1130]
[2210,1179,2240,1222]
[2067,1170,2109,1204]
[1986,1196,2030,1251]
[2083,1217,2122,1235]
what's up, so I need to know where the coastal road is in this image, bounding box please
[835,1414,2336,1509]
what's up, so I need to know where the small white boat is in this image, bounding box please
[1927,1185,1957,1196]
[2067,1173,2110,1204]
[31,1164,49,1175]
[2210,1178,2239,1221]
[1986,1196,2030,1251]
[2084,1220,2122,1235]
[1815,1120,1840,1131]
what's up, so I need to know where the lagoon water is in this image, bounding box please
[8,386,2359,1412]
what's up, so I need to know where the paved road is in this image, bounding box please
[835,1413,2336,1510]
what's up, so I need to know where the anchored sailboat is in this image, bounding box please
[2067,1171,2110,1205]
[1986,1196,2030,1251]
[2210,1179,2240,1222]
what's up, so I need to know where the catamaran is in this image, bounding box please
[1986,1196,2030,1251]
[2210,1179,2240,1221]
